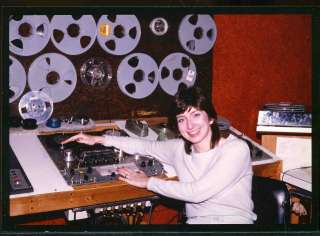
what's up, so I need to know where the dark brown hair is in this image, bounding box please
[169,85,221,154]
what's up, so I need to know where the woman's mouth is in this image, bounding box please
[187,129,200,137]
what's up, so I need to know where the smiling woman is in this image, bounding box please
[172,86,220,154]
[61,85,257,224]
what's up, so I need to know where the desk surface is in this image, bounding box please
[9,118,168,217]
[282,167,311,192]
[9,119,281,217]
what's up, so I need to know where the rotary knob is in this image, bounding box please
[64,149,74,162]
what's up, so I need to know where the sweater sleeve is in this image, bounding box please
[147,139,251,203]
[103,135,182,166]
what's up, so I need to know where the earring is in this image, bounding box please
[209,120,214,125]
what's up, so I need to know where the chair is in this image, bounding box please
[252,175,291,224]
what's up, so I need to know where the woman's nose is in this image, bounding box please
[186,118,193,129]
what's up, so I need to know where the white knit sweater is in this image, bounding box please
[103,134,257,223]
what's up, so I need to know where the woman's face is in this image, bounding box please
[176,106,213,148]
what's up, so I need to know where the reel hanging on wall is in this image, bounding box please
[27,53,77,103]
[97,15,141,55]
[50,15,97,55]
[149,17,169,36]
[9,55,27,103]
[117,53,159,99]
[80,57,113,88]
[18,90,53,124]
[178,14,217,55]
[9,15,51,56]
[159,52,197,96]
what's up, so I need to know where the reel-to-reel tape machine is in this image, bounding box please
[9,13,216,122]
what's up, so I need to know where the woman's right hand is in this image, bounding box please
[61,133,104,146]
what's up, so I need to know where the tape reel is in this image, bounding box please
[97,15,141,55]
[80,57,112,88]
[28,53,77,103]
[117,53,159,99]
[9,55,27,103]
[149,17,169,36]
[159,52,197,96]
[178,14,217,55]
[9,15,51,56]
[18,90,53,124]
[51,15,97,55]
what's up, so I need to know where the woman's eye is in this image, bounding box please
[177,118,184,123]
[193,112,201,117]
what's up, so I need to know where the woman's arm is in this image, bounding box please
[61,133,181,166]
[103,135,183,166]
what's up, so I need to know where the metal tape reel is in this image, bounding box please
[18,90,53,124]
[9,15,51,56]
[51,15,97,55]
[9,55,27,103]
[117,53,159,99]
[159,52,197,96]
[178,14,217,55]
[149,17,169,36]
[28,53,77,103]
[80,57,113,88]
[97,15,141,55]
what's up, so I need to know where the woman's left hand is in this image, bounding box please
[116,167,149,188]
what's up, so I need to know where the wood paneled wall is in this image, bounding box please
[212,14,312,142]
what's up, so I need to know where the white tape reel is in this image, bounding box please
[28,53,77,103]
[18,90,53,124]
[159,52,197,96]
[9,55,27,103]
[9,15,51,56]
[51,15,97,55]
[117,53,159,99]
[97,15,141,55]
[178,14,217,55]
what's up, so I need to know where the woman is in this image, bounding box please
[61,86,257,224]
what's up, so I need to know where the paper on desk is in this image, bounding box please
[276,137,311,172]
[114,120,177,177]
[282,167,311,192]
[9,132,73,198]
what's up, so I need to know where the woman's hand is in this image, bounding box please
[61,133,104,146]
[116,167,149,188]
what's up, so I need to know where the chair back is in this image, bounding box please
[252,175,291,224]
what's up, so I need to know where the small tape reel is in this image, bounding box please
[97,15,141,55]
[178,14,217,55]
[9,55,27,103]
[28,53,77,103]
[149,17,169,36]
[51,15,97,55]
[18,90,53,124]
[159,52,197,96]
[9,15,51,56]
[117,53,159,99]
[80,57,112,88]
